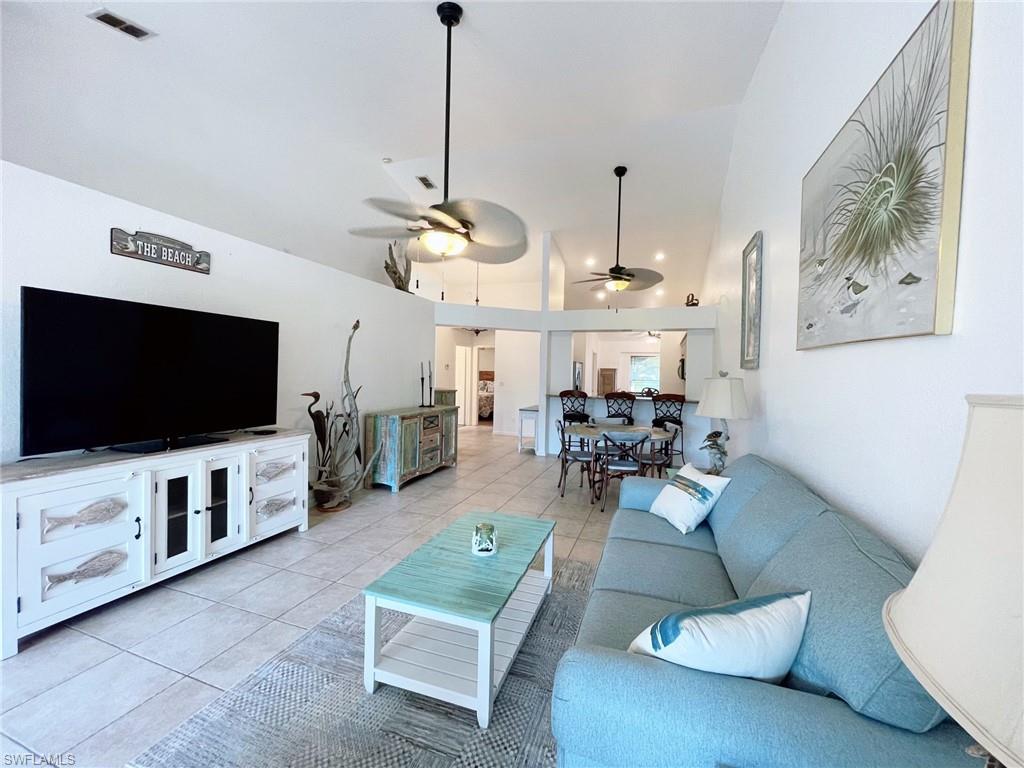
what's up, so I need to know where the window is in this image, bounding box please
[629,355,660,392]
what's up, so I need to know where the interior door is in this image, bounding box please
[204,457,242,557]
[598,368,617,396]
[153,465,200,574]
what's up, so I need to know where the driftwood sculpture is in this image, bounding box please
[302,320,382,510]
[384,241,412,292]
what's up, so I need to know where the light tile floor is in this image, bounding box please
[0,427,615,768]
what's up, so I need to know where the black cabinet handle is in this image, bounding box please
[134,516,142,540]
[249,487,254,505]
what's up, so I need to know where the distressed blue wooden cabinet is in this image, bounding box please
[364,406,459,492]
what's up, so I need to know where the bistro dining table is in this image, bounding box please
[564,423,676,506]
[564,423,675,443]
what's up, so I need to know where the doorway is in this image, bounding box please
[597,368,617,396]
[477,346,495,426]
[455,345,472,426]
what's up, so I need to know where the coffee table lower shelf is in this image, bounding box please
[364,570,552,727]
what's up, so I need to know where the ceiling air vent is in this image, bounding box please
[89,9,155,40]
[416,176,437,191]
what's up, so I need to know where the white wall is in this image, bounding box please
[492,331,540,436]
[434,327,476,389]
[659,331,686,396]
[0,163,437,462]
[700,1,1023,560]
[478,348,495,371]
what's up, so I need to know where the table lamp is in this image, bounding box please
[694,371,748,474]
[883,395,1022,768]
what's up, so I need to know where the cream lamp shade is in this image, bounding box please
[883,395,1023,768]
[695,374,749,420]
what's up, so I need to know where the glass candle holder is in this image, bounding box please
[472,523,497,557]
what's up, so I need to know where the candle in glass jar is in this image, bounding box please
[472,523,496,557]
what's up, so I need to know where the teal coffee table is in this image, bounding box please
[363,512,555,727]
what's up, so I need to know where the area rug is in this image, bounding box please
[131,561,595,768]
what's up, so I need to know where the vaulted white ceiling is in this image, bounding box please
[2,1,780,301]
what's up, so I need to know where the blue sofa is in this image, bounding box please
[551,455,975,767]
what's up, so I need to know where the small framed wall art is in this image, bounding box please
[740,231,763,370]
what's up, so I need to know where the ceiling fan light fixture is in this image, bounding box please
[421,230,468,257]
[606,278,630,292]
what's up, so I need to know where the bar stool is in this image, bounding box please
[652,393,686,466]
[598,391,636,426]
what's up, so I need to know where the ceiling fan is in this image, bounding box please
[349,3,528,266]
[574,166,664,293]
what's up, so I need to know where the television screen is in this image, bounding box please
[21,287,279,455]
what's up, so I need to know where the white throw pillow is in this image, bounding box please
[649,463,731,534]
[629,591,811,683]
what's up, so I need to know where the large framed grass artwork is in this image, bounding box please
[797,1,973,350]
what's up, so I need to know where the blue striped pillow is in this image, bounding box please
[629,591,811,683]
[649,463,732,534]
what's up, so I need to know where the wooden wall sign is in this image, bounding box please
[111,228,211,274]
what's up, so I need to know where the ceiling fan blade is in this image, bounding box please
[363,198,462,230]
[460,239,528,265]
[572,277,611,284]
[619,267,664,291]
[348,226,422,239]
[437,199,528,249]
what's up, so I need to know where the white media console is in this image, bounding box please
[0,429,310,658]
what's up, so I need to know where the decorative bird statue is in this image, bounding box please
[301,391,331,481]
[700,430,728,475]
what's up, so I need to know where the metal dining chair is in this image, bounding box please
[593,431,649,511]
[651,393,686,465]
[639,387,660,398]
[596,391,636,426]
[641,424,681,478]
[556,420,595,501]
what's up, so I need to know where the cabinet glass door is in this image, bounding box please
[154,466,199,573]
[205,457,241,556]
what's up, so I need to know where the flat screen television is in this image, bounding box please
[21,287,279,456]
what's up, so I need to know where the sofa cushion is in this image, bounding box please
[576,589,696,650]
[618,476,670,513]
[747,511,945,733]
[706,454,783,536]
[608,509,718,554]
[593,538,736,606]
[715,474,831,595]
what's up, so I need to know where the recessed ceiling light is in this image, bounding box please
[585,257,596,267]
[382,157,393,164]
[656,288,664,296]
[596,291,607,300]
[654,252,665,262]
